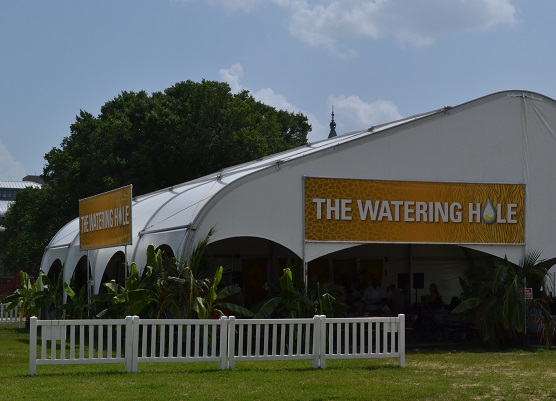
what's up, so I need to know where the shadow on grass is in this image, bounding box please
[21,361,404,378]
[406,343,541,355]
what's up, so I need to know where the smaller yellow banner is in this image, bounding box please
[79,185,132,250]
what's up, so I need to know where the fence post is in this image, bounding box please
[18,304,23,328]
[219,316,228,370]
[29,316,37,376]
[319,315,327,369]
[398,314,405,368]
[311,315,320,369]
[125,316,140,373]
[228,316,236,370]
[124,316,132,373]
[132,316,140,372]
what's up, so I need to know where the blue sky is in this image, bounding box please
[1,0,554,180]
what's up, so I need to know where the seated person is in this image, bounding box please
[386,284,405,315]
[362,279,381,314]
[425,283,443,310]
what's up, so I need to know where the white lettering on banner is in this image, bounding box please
[313,199,519,224]
[80,205,131,233]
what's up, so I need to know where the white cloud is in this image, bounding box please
[202,0,517,55]
[288,0,517,54]
[203,0,270,12]
[329,95,402,132]
[220,63,299,113]
[219,63,402,142]
[219,63,244,92]
[0,140,26,181]
[220,63,328,140]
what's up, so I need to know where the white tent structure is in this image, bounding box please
[41,90,556,305]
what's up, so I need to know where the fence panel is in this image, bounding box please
[29,316,131,376]
[320,315,405,368]
[134,317,228,371]
[0,303,23,327]
[228,316,321,369]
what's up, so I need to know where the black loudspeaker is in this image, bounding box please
[412,273,424,289]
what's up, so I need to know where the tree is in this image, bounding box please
[43,80,310,207]
[0,80,311,272]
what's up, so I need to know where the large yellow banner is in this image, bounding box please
[79,185,132,250]
[304,178,524,244]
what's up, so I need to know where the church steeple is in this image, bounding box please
[328,106,337,138]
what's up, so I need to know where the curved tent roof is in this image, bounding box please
[41,90,556,292]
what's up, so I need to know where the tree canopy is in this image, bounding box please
[0,80,311,273]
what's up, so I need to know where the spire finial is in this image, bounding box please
[328,105,337,138]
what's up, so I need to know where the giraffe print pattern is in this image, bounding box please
[304,177,524,244]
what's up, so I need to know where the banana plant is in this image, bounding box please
[3,270,47,322]
[454,250,555,347]
[253,268,307,319]
[41,269,65,319]
[95,261,156,318]
[253,267,343,319]
[194,266,254,319]
[63,278,89,319]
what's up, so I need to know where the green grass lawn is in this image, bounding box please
[1,324,555,401]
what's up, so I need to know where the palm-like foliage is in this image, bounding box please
[94,261,156,318]
[41,269,65,319]
[194,266,254,319]
[3,270,47,321]
[161,228,216,318]
[253,267,305,319]
[165,255,212,319]
[253,267,346,319]
[63,278,90,319]
[95,229,251,319]
[454,250,555,347]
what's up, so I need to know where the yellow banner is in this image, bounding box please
[304,178,524,244]
[79,185,132,250]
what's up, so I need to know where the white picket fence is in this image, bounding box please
[29,314,405,375]
[0,303,23,327]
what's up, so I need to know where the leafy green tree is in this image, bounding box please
[1,80,311,272]
[43,80,310,212]
[454,250,555,347]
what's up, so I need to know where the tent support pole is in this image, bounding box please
[125,245,128,281]
[86,250,91,305]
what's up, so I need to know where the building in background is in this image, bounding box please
[0,177,42,298]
